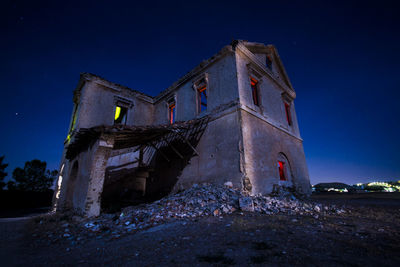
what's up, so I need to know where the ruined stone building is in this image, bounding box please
[53,40,311,217]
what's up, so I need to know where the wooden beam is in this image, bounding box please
[175,131,199,156]
[161,136,184,159]
[149,143,170,162]
[169,144,184,159]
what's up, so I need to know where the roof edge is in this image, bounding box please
[154,44,234,102]
[80,72,155,101]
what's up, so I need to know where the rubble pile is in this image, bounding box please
[85,183,346,234]
[35,183,347,243]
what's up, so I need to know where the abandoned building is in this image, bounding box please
[52,40,311,217]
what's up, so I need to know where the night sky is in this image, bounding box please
[1,0,399,185]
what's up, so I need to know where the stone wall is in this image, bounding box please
[235,47,301,139]
[174,109,243,191]
[240,110,311,195]
[235,44,310,195]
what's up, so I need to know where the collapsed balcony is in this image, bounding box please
[65,117,209,214]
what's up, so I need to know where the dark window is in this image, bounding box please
[284,102,292,126]
[169,101,176,124]
[250,77,260,106]
[278,161,286,181]
[114,106,128,125]
[266,55,272,69]
[197,85,207,113]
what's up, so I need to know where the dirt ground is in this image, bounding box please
[1,193,400,266]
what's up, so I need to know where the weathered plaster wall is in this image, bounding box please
[131,97,154,126]
[57,142,97,213]
[235,48,310,195]
[153,52,239,124]
[235,50,301,138]
[58,137,114,216]
[54,158,70,210]
[84,138,114,217]
[76,81,153,129]
[151,52,243,190]
[240,110,311,195]
[153,96,175,125]
[253,53,267,65]
[174,110,244,190]
[107,148,140,169]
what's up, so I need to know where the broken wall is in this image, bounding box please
[75,77,154,130]
[57,143,96,213]
[57,136,114,216]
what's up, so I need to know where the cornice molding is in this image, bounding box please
[239,104,303,142]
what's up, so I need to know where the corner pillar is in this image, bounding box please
[84,134,114,217]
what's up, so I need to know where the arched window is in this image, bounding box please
[277,153,291,182]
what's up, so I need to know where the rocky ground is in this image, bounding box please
[1,185,400,266]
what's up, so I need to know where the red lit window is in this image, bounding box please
[250,77,259,106]
[169,102,176,124]
[197,85,207,113]
[284,102,292,126]
[278,161,286,181]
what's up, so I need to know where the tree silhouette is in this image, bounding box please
[8,159,57,192]
[0,156,8,190]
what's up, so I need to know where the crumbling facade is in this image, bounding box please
[53,41,311,217]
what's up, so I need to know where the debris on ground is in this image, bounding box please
[32,183,348,244]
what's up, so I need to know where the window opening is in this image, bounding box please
[70,104,78,132]
[278,161,286,181]
[250,77,260,106]
[169,101,176,124]
[284,102,292,126]
[266,55,272,69]
[65,104,78,143]
[197,85,207,113]
[114,106,128,125]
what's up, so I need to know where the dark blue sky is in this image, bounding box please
[1,0,399,184]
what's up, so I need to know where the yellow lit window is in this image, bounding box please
[114,106,127,124]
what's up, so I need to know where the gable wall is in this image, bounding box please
[235,46,310,195]
[235,49,301,138]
